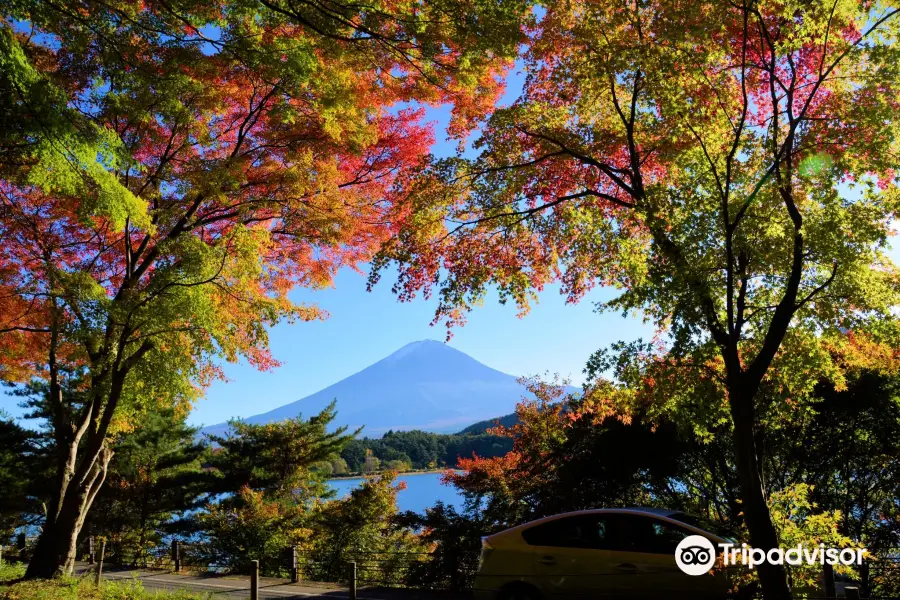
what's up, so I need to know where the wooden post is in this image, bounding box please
[94,540,106,586]
[250,560,259,600]
[88,536,95,564]
[348,561,357,600]
[860,558,870,598]
[172,540,181,573]
[291,546,298,583]
[845,586,861,600]
[822,562,836,598]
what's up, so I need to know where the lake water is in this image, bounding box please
[328,472,465,514]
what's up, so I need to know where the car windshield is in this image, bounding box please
[668,512,739,542]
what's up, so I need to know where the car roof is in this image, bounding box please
[512,506,682,518]
[624,506,681,517]
[487,507,727,543]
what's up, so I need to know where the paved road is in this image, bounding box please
[75,563,470,600]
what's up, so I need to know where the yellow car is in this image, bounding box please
[473,507,741,600]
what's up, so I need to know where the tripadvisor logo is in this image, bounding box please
[675,536,868,576]
[676,536,717,575]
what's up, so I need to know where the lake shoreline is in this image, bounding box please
[328,468,459,481]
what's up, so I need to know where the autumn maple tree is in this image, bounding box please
[0,0,526,579]
[376,1,900,598]
[444,378,571,524]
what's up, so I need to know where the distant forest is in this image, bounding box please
[328,414,519,475]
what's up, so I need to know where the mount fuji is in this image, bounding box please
[198,340,537,439]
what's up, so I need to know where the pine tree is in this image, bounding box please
[87,409,212,563]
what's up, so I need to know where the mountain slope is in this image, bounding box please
[456,412,520,435]
[199,340,536,438]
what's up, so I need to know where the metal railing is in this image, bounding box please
[84,537,435,597]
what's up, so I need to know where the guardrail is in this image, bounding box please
[84,538,435,597]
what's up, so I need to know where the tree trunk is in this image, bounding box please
[25,340,149,580]
[25,445,111,579]
[26,485,90,577]
[729,382,793,600]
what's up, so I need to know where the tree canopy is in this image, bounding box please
[206,401,354,496]
[374,2,900,597]
[0,0,530,578]
[439,366,900,595]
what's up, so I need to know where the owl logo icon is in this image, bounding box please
[675,535,716,575]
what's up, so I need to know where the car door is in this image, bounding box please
[522,514,621,598]
[604,514,724,599]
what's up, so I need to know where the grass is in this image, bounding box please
[0,562,210,599]
[0,564,25,584]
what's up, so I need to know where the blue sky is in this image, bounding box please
[188,271,653,427]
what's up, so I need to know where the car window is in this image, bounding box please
[522,513,697,554]
[647,519,693,554]
[521,515,609,549]
[605,514,696,554]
